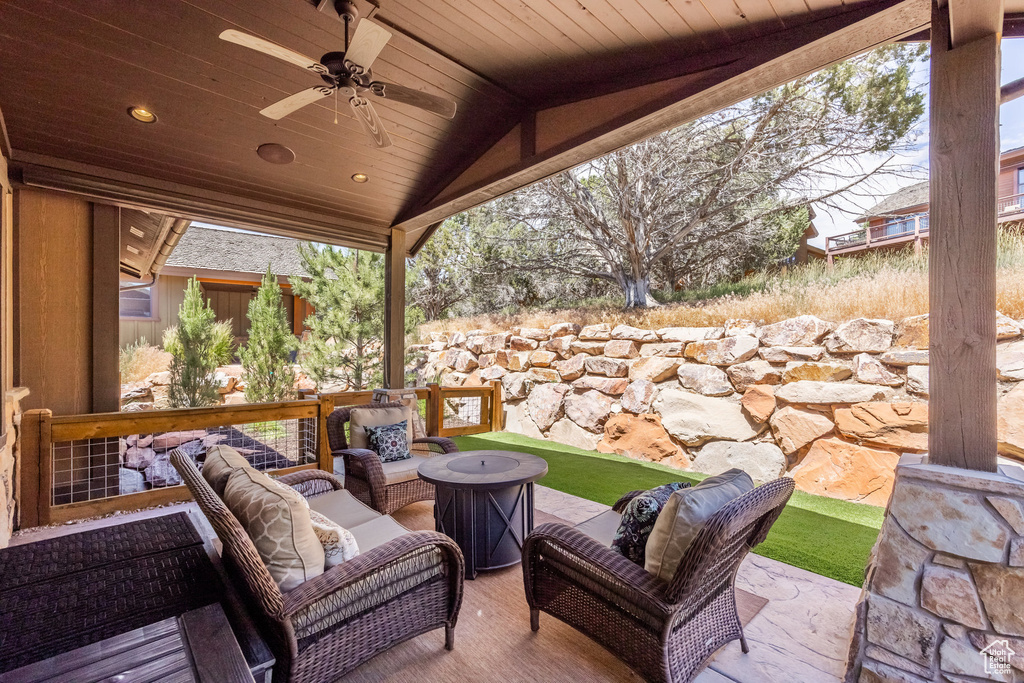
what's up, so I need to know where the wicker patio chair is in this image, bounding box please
[327,401,459,514]
[522,477,795,683]
[170,450,464,683]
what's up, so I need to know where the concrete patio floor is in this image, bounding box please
[10,485,861,682]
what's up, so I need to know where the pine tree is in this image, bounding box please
[240,268,297,403]
[291,245,384,391]
[167,277,222,407]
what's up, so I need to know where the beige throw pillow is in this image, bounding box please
[224,467,325,591]
[350,406,414,450]
[201,445,253,496]
[644,469,755,583]
[309,509,360,567]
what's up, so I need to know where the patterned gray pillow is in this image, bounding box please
[365,420,412,463]
[611,482,689,565]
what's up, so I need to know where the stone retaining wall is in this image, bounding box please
[413,312,1024,506]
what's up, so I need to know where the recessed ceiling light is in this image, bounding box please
[129,226,145,238]
[257,143,295,165]
[351,173,369,183]
[128,106,157,123]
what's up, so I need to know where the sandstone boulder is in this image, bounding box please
[510,336,539,351]
[462,370,484,387]
[123,446,157,470]
[146,371,172,386]
[825,318,894,354]
[756,315,833,347]
[639,342,687,357]
[465,336,484,354]
[790,437,900,506]
[690,441,786,485]
[478,353,496,368]
[998,383,1024,459]
[144,455,182,488]
[677,364,733,396]
[685,336,759,366]
[878,348,929,366]
[529,350,557,367]
[443,348,461,369]
[441,372,466,387]
[495,350,513,368]
[121,384,153,402]
[584,356,629,377]
[447,331,467,348]
[774,381,894,407]
[997,339,1024,381]
[906,365,929,397]
[564,390,615,432]
[553,354,586,381]
[152,430,207,451]
[758,346,825,363]
[770,406,834,454]
[727,360,782,392]
[834,402,928,452]
[527,368,561,383]
[852,353,903,386]
[548,417,602,451]
[724,319,757,337]
[528,383,572,431]
[501,372,533,399]
[657,327,724,343]
[781,361,851,384]
[894,314,929,349]
[518,327,550,341]
[479,366,506,382]
[611,325,658,342]
[427,341,446,352]
[573,376,629,395]
[429,332,445,343]
[598,413,686,462]
[508,352,531,372]
[545,336,576,359]
[604,340,639,359]
[629,357,680,383]
[620,379,657,414]
[570,340,606,356]
[998,312,1022,341]
[653,388,765,446]
[480,333,510,354]
[503,399,545,440]
[741,386,776,423]
[549,322,581,338]
[453,351,479,373]
[579,323,612,341]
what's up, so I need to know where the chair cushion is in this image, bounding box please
[308,488,381,529]
[575,509,622,548]
[201,445,253,496]
[309,509,360,568]
[350,406,414,450]
[381,455,429,485]
[223,467,325,591]
[365,420,412,463]
[645,469,755,583]
[611,482,689,565]
[348,515,410,553]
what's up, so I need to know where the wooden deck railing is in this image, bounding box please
[18,382,502,527]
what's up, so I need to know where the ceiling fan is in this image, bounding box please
[219,0,457,149]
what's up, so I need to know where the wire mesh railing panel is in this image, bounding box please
[51,417,319,505]
[442,395,483,430]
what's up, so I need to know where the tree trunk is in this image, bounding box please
[621,274,659,308]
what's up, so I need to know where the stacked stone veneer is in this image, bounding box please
[412,312,1024,506]
[847,455,1024,682]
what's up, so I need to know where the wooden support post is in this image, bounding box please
[426,383,440,437]
[928,1,1000,471]
[37,409,51,525]
[16,409,42,528]
[383,228,406,389]
[92,203,120,414]
[490,380,503,432]
[318,394,333,474]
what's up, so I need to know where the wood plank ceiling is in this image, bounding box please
[0,0,1017,253]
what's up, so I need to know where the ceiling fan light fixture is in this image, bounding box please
[351,173,369,183]
[128,106,157,123]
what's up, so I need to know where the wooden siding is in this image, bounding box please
[999,162,1022,199]
[118,275,188,349]
[203,284,254,340]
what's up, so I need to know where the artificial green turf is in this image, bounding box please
[453,431,883,586]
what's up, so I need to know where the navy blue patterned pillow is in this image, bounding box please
[364,420,412,463]
[611,482,689,565]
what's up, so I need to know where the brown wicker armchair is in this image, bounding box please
[522,477,794,683]
[327,401,459,514]
[170,450,464,683]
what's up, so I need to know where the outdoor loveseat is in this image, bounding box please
[327,401,459,514]
[171,447,464,683]
[523,476,794,683]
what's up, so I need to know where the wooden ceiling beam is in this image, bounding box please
[394,0,930,237]
[947,0,1005,46]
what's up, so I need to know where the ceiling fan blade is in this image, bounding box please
[349,97,393,148]
[345,19,392,71]
[220,29,326,74]
[260,87,333,120]
[369,81,457,120]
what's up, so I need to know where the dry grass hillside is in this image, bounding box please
[417,231,1024,339]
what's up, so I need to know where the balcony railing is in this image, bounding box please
[999,192,1024,217]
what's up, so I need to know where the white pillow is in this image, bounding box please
[309,509,360,567]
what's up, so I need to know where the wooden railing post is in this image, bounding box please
[318,394,334,474]
[16,409,44,529]
[490,380,503,432]
[426,383,440,437]
[37,410,52,526]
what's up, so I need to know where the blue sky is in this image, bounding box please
[809,38,1024,247]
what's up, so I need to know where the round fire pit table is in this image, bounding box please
[418,450,548,579]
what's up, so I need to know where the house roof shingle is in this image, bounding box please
[857,181,929,221]
[165,225,308,278]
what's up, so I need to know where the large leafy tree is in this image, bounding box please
[500,43,927,307]
[240,268,297,403]
[291,246,384,390]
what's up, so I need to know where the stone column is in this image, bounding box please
[846,454,1024,682]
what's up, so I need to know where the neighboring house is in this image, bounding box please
[119,224,310,349]
[825,146,1024,260]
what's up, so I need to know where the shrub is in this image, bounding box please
[118,339,171,382]
[167,277,228,407]
[240,268,297,403]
